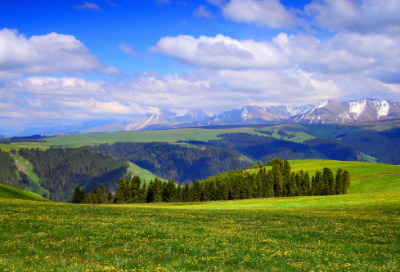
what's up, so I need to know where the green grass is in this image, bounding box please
[0,193,399,271]
[13,154,39,184]
[0,184,49,202]
[126,161,166,184]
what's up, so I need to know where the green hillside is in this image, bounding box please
[126,161,166,184]
[248,159,400,195]
[0,184,49,202]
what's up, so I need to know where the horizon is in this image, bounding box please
[1,0,400,134]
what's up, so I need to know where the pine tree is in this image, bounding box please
[72,186,81,203]
[192,180,202,202]
[153,178,163,203]
[335,169,343,194]
[79,188,86,203]
[273,165,283,197]
[176,184,182,202]
[343,170,350,194]
[146,180,155,203]
[97,183,107,204]
[114,178,127,203]
[183,183,190,202]
[107,189,113,203]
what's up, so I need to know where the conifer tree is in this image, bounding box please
[72,186,82,203]
[140,182,147,203]
[107,189,113,203]
[114,178,127,203]
[343,170,350,194]
[146,180,155,203]
[97,183,107,204]
[80,188,86,203]
[273,165,284,197]
[335,169,343,194]
[176,184,182,202]
[153,178,163,203]
[183,183,190,202]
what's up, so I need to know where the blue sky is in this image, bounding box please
[1,0,400,134]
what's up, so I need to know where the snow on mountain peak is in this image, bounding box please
[315,100,329,109]
[241,107,249,121]
[372,100,390,118]
[349,99,367,118]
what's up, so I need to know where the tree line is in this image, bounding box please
[73,159,350,204]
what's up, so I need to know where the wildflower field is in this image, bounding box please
[1,191,400,272]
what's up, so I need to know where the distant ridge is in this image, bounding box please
[16,98,400,136]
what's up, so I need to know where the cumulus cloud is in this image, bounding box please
[221,0,295,29]
[74,2,102,11]
[194,5,214,18]
[305,0,400,34]
[150,34,293,69]
[0,28,117,75]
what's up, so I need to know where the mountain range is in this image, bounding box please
[16,98,400,136]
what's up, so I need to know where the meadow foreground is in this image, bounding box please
[1,192,399,272]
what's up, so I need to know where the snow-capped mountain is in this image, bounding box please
[288,99,400,124]
[15,99,400,136]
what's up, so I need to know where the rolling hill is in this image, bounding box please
[0,183,50,202]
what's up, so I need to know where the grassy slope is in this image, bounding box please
[0,184,49,202]
[126,161,166,183]
[13,154,39,183]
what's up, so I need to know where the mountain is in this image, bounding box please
[14,99,400,136]
[288,99,400,124]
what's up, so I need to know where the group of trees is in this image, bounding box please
[85,142,250,184]
[73,159,350,204]
[0,149,19,187]
[72,183,113,204]
[18,147,129,202]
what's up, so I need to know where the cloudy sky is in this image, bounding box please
[1,0,400,134]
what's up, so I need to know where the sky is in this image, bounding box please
[1,0,400,134]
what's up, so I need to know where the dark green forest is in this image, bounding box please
[207,133,315,161]
[341,128,400,164]
[0,149,19,188]
[85,142,251,184]
[75,159,350,204]
[18,147,128,202]
[304,138,359,161]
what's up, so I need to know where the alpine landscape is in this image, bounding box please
[1,1,400,271]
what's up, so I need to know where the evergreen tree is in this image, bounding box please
[343,170,350,194]
[273,165,283,197]
[79,188,86,203]
[153,178,163,203]
[335,169,343,194]
[114,178,127,203]
[107,189,113,203]
[97,183,107,204]
[72,186,82,203]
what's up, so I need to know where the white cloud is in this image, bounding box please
[74,2,102,11]
[0,28,117,75]
[221,0,295,29]
[305,0,400,34]
[150,34,293,69]
[194,5,214,18]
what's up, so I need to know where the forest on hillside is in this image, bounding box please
[85,142,251,184]
[341,128,400,164]
[18,147,129,202]
[0,149,19,188]
[74,159,350,204]
[184,133,315,161]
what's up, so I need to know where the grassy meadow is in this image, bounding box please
[0,159,399,271]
